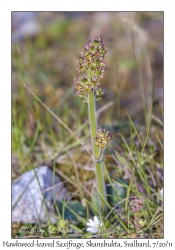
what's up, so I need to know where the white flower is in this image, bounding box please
[160,188,163,198]
[86,216,102,234]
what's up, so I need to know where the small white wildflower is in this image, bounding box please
[86,216,102,234]
[160,188,163,198]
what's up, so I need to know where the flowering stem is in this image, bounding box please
[74,38,109,215]
[88,88,106,214]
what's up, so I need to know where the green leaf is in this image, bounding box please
[57,200,86,221]
[106,179,129,206]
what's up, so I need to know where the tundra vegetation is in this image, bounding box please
[12,12,163,238]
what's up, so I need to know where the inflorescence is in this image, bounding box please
[74,37,107,100]
[74,38,110,152]
[94,128,111,149]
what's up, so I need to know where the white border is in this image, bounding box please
[1,0,175,248]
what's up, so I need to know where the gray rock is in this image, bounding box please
[12,12,40,43]
[12,166,69,224]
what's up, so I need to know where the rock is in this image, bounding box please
[12,166,69,224]
[12,12,40,43]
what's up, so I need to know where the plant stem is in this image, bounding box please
[88,90,106,214]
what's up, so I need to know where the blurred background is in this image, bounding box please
[12,11,163,186]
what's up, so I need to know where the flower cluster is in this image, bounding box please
[74,37,107,100]
[74,75,99,99]
[131,197,144,212]
[94,128,111,149]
